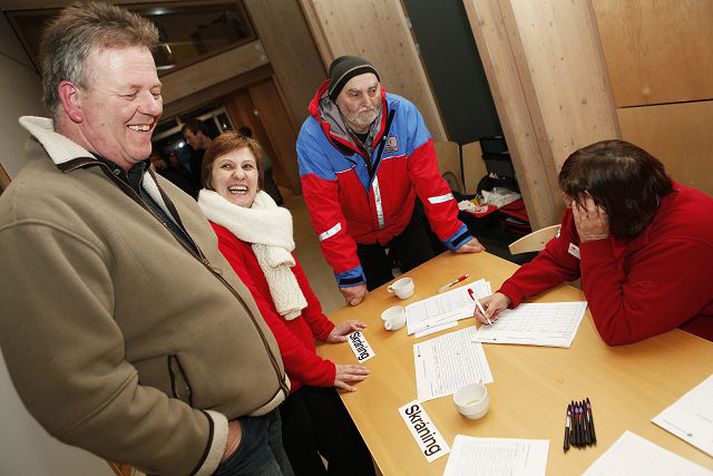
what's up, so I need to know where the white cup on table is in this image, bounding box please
[387,277,415,300]
[381,306,406,331]
[453,382,490,420]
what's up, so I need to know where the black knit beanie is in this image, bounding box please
[328,56,380,101]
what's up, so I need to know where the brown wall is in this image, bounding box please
[592,0,713,195]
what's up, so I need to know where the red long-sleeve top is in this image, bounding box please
[499,182,713,345]
[210,222,336,392]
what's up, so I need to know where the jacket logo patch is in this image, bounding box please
[384,136,399,153]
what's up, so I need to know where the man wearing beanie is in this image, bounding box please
[297,55,484,305]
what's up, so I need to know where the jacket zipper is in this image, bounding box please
[61,159,290,400]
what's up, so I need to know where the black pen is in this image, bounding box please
[586,398,597,445]
[563,404,571,453]
[574,403,585,448]
[570,401,577,446]
[581,400,592,445]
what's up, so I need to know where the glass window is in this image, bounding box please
[7,2,256,74]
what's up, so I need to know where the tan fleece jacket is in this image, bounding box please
[0,117,289,475]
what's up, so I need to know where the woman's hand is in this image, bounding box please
[474,292,511,324]
[325,320,368,343]
[334,363,371,392]
[455,237,485,253]
[572,195,610,243]
[340,284,367,306]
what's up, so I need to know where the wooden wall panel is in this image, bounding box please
[463,0,559,230]
[298,0,447,141]
[505,0,621,172]
[463,0,620,229]
[161,40,268,105]
[592,0,713,108]
[244,0,325,127]
[617,101,713,195]
[247,79,302,194]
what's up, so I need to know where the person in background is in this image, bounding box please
[198,132,376,476]
[182,118,213,188]
[296,56,484,306]
[238,126,284,205]
[475,140,713,345]
[150,151,198,198]
[0,3,292,475]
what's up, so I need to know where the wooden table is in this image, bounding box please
[318,251,713,475]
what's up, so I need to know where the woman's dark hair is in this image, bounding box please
[201,132,265,190]
[559,140,673,238]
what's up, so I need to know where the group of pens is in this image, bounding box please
[563,398,597,452]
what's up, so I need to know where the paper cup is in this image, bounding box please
[381,306,406,331]
[453,382,489,420]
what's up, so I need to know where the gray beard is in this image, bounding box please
[343,106,380,133]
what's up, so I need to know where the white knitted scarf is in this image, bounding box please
[198,189,307,320]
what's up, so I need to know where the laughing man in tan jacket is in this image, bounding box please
[0,3,293,475]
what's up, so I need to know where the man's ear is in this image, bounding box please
[58,80,83,123]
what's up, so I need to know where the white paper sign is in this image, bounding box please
[347,331,376,362]
[398,400,450,462]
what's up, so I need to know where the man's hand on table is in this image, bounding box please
[455,237,486,253]
[340,284,367,306]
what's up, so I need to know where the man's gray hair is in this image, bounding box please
[40,1,159,115]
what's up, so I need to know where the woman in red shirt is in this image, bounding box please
[198,132,375,475]
[475,140,713,345]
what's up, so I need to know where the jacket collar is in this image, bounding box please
[19,115,176,224]
[308,80,388,156]
[19,116,96,165]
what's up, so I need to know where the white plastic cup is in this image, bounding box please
[387,277,415,300]
[453,382,490,420]
[381,306,406,331]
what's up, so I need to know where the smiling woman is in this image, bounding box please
[196,132,377,475]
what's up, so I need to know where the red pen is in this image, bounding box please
[468,288,492,325]
[438,273,470,293]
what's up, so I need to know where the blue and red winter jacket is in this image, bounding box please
[296,81,472,287]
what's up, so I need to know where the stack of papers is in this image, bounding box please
[583,431,711,475]
[406,279,492,337]
[652,373,713,457]
[443,435,549,476]
[414,327,493,402]
[472,301,587,348]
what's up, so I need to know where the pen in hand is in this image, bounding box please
[468,288,493,326]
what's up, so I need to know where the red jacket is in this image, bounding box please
[210,222,336,392]
[499,182,713,345]
[296,82,472,287]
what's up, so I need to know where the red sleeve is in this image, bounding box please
[407,139,467,241]
[499,210,581,306]
[291,257,335,341]
[212,224,336,387]
[580,235,713,345]
[300,169,361,278]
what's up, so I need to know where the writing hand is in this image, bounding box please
[474,292,511,324]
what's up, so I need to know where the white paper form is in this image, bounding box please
[652,373,713,457]
[583,431,712,476]
[413,327,493,402]
[443,435,549,476]
[406,279,492,335]
[472,301,587,348]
